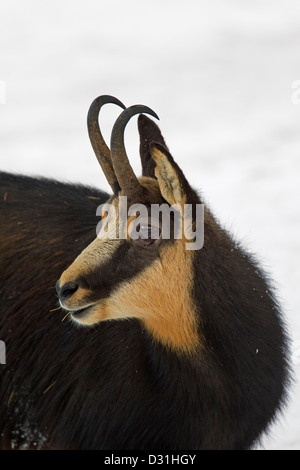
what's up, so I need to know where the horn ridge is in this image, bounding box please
[110,105,159,198]
[87,95,126,195]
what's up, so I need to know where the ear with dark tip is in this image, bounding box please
[138,114,169,179]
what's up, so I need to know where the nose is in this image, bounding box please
[56,280,79,301]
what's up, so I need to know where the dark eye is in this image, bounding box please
[137,224,161,246]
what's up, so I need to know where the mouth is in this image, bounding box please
[70,305,93,319]
[59,298,109,326]
[59,298,108,325]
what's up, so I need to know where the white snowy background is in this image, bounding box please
[1,0,299,450]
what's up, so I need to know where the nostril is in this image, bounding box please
[57,281,79,300]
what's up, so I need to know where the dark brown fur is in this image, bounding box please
[0,115,290,449]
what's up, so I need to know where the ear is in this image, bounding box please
[138,114,169,179]
[150,142,193,206]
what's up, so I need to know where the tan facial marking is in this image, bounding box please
[60,238,119,286]
[58,176,200,354]
[59,196,121,295]
[108,240,200,354]
[71,241,200,354]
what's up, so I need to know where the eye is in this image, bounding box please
[136,224,161,246]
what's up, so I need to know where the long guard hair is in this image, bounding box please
[0,96,290,450]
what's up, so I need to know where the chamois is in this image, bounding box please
[0,95,290,450]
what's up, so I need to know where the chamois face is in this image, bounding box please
[57,111,202,353]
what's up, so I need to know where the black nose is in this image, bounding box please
[56,281,78,300]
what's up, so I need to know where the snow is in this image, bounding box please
[0,0,300,450]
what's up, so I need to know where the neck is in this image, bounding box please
[141,306,201,355]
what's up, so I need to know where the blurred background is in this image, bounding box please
[1,0,299,449]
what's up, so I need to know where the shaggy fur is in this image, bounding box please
[0,114,290,450]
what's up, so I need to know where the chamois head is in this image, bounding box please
[56,96,204,354]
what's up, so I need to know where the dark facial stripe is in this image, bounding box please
[77,240,160,304]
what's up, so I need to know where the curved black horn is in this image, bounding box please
[87,95,126,195]
[110,105,159,199]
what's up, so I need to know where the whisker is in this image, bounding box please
[61,312,71,322]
